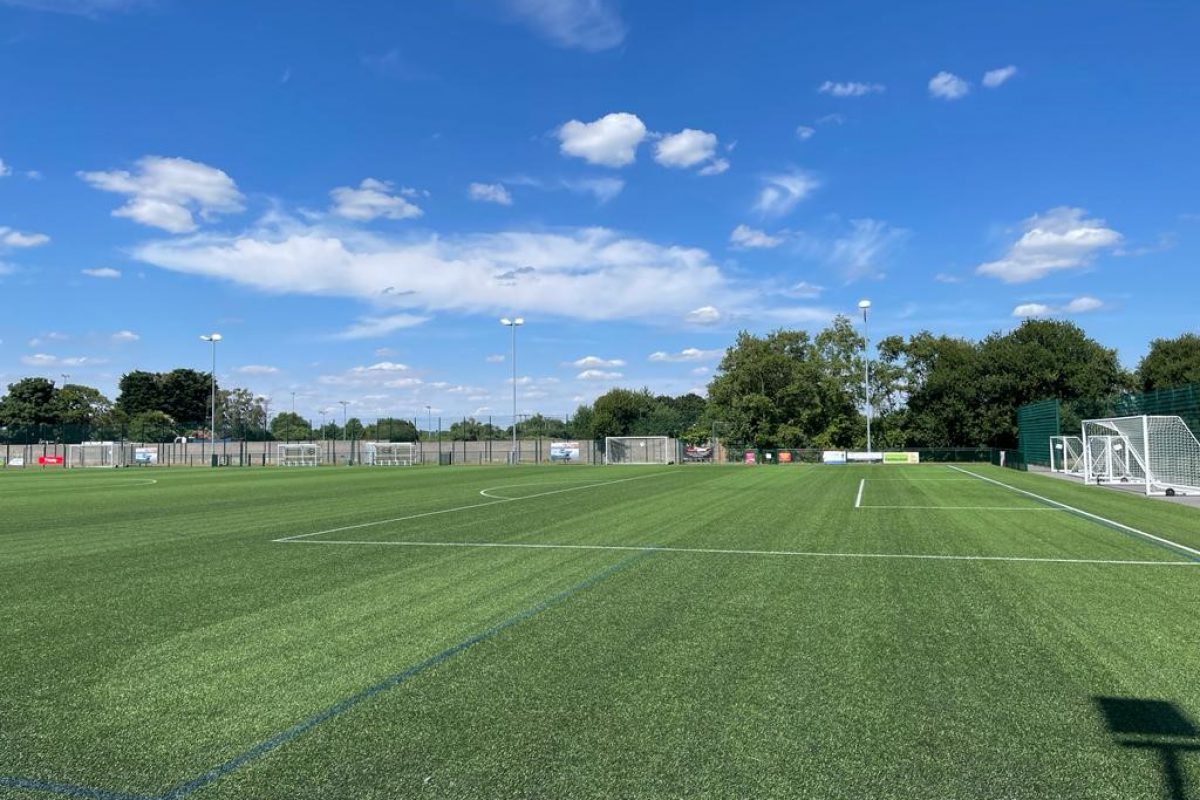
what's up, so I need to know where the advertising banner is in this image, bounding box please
[882,452,921,464]
[550,441,580,462]
[37,455,65,466]
[134,447,159,465]
[778,451,793,463]
[822,450,847,465]
[744,451,757,464]
[8,457,25,467]
[847,451,884,463]
[683,445,712,462]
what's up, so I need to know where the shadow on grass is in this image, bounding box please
[1095,697,1200,799]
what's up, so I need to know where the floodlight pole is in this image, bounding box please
[500,317,524,464]
[200,333,222,467]
[858,300,872,454]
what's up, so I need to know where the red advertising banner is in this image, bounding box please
[38,455,65,466]
[744,451,757,464]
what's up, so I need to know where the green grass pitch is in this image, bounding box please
[2,463,1199,799]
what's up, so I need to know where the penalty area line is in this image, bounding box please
[274,471,675,543]
[277,538,1199,566]
[948,465,1200,562]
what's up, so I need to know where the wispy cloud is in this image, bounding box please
[977,207,1122,283]
[818,81,884,97]
[504,0,626,52]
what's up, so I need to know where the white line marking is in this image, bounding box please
[857,505,1061,511]
[274,471,675,542]
[855,478,865,508]
[0,477,158,493]
[277,538,1198,566]
[948,465,1200,559]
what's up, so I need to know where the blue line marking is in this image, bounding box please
[0,777,152,800]
[1,551,651,800]
[159,548,653,799]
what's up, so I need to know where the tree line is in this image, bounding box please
[1,324,1197,448]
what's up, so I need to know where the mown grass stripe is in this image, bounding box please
[0,776,152,800]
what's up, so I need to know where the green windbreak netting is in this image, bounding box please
[1112,384,1200,436]
[1017,398,1061,466]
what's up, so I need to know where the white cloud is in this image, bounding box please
[929,71,970,100]
[562,177,624,203]
[21,353,104,367]
[730,224,783,249]
[982,65,1018,88]
[569,355,625,369]
[81,267,121,278]
[792,219,908,282]
[0,227,50,248]
[934,272,963,284]
[505,0,625,52]
[788,281,824,299]
[818,81,884,97]
[133,220,749,326]
[235,364,280,374]
[648,347,722,363]
[486,354,505,363]
[685,306,722,325]
[697,158,730,176]
[355,361,409,372]
[654,129,718,169]
[0,159,10,177]
[795,126,815,140]
[977,207,1122,283]
[754,170,819,217]
[690,366,710,376]
[468,182,513,205]
[558,112,647,167]
[1013,296,1105,317]
[331,178,423,221]
[333,313,430,340]
[78,156,244,233]
[1064,296,1104,313]
[110,330,139,342]
[576,368,623,380]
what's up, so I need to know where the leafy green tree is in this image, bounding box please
[116,371,163,416]
[449,417,503,440]
[219,388,266,438]
[0,377,60,439]
[344,417,365,440]
[588,388,657,439]
[128,410,177,442]
[514,414,571,439]
[270,412,312,441]
[1137,333,1200,391]
[160,369,214,425]
[54,384,112,427]
[363,418,419,442]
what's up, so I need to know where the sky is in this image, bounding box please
[1,0,1198,423]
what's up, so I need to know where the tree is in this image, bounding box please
[0,377,60,439]
[1138,333,1200,391]
[116,371,163,416]
[344,417,365,440]
[514,414,571,439]
[219,388,266,438]
[363,418,419,442]
[160,369,214,425]
[450,418,503,440]
[128,410,177,443]
[587,388,658,439]
[54,384,114,443]
[270,412,312,441]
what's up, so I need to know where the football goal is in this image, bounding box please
[364,442,415,466]
[605,436,672,465]
[1049,435,1084,476]
[1082,415,1200,496]
[277,443,320,467]
[67,442,127,468]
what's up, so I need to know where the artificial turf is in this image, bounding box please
[1,463,1199,799]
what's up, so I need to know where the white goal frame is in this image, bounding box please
[277,443,321,467]
[1049,435,1084,476]
[1082,415,1200,496]
[364,442,414,466]
[604,436,671,465]
[67,441,127,468]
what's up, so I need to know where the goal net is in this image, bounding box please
[277,443,320,467]
[67,442,127,468]
[364,442,414,466]
[1049,435,1084,476]
[1082,415,1200,495]
[605,436,671,465]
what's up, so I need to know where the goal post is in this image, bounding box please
[67,442,127,468]
[604,436,672,465]
[364,442,414,466]
[1082,415,1200,495]
[1049,435,1084,476]
[277,443,320,467]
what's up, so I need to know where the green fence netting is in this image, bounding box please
[1017,398,1061,467]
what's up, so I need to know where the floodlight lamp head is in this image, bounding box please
[500,318,511,325]
[514,317,524,326]
[858,299,871,310]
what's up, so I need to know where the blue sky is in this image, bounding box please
[1,0,1198,422]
